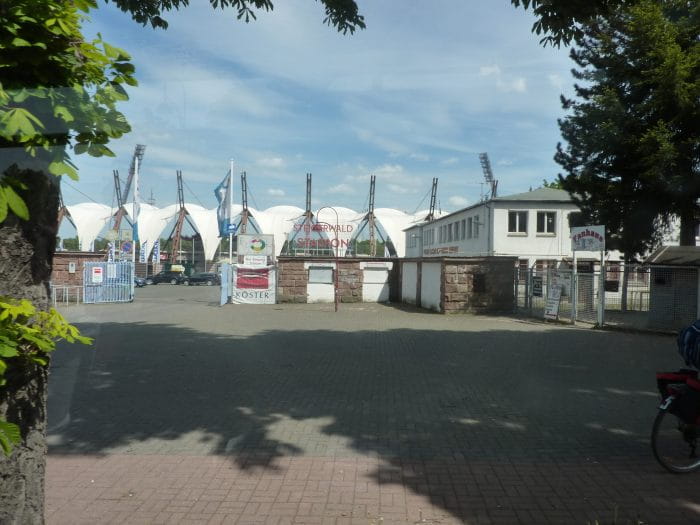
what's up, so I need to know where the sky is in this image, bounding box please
[62,0,575,216]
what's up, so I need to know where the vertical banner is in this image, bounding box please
[107,242,115,262]
[139,240,148,263]
[152,239,160,264]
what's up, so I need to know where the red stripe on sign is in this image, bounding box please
[237,269,269,289]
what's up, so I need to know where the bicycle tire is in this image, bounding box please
[651,407,700,474]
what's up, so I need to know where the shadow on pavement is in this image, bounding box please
[47,319,698,523]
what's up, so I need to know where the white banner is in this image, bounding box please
[571,225,605,251]
[229,265,276,304]
[152,239,160,264]
[139,240,148,263]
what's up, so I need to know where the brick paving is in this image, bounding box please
[46,286,700,524]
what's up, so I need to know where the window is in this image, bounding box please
[453,221,459,240]
[309,267,333,283]
[508,211,527,233]
[448,223,453,242]
[537,211,556,234]
[474,215,480,238]
[461,220,466,240]
[467,218,472,239]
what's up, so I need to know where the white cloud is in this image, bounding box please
[257,157,285,168]
[548,73,564,90]
[327,183,356,194]
[448,196,469,207]
[479,65,501,77]
[409,152,430,161]
[497,159,514,166]
[497,77,527,93]
[442,157,459,165]
[267,188,285,197]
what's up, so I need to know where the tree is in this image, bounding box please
[511,0,639,46]
[555,0,700,261]
[541,178,563,189]
[0,1,364,521]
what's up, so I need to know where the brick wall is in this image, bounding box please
[51,252,106,286]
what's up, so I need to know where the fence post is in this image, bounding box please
[598,263,605,326]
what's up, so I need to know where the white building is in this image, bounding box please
[404,187,621,270]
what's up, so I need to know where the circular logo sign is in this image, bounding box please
[250,238,266,253]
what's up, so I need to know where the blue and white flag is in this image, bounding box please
[139,240,148,264]
[152,239,160,263]
[215,170,232,237]
[107,242,115,262]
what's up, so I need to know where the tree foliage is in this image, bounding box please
[106,0,366,34]
[555,0,700,258]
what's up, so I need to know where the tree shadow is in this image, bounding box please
[47,313,699,523]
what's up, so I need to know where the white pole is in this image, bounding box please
[598,248,605,326]
[572,249,577,323]
[228,159,233,263]
[132,157,138,264]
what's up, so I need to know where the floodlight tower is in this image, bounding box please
[239,171,250,234]
[425,178,438,221]
[479,152,498,200]
[112,144,145,231]
[368,175,377,256]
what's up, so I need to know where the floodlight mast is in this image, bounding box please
[169,170,187,264]
[368,175,376,256]
[425,177,438,221]
[240,171,249,235]
[479,152,498,200]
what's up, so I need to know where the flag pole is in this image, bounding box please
[228,159,233,263]
[132,156,138,264]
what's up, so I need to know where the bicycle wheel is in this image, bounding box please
[651,408,700,473]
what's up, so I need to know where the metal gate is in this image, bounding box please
[83,262,134,304]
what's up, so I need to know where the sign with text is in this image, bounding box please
[238,234,274,257]
[230,266,276,304]
[544,284,562,320]
[91,266,103,284]
[571,225,605,251]
[532,276,543,297]
[243,255,267,267]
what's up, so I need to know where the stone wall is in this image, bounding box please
[337,261,362,303]
[400,256,516,314]
[277,259,308,303]
[51,251,106,286]
[277,257,393,304]
[442,257,516,313]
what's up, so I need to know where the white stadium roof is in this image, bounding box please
[62,202,436,259]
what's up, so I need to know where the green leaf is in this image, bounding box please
[1,108,44,138]
[0,345,19,358]
[0,191,7,223]
[54,105,74,122]
[0,420,21,457]
[73,143,88,155]
[48,160,79,180]
[1,185,29,220]
[11,37,31,47]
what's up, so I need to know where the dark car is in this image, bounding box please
[182,272,220,286]
[145,271,185,285]
[134,276,147,288]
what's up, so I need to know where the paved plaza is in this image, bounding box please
[46,285,700,524]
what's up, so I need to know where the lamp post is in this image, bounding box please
[314,206,340,312]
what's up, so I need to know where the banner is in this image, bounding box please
[139,241,148,263]
[107,242,115,262]
[214,171,232,237]
[230,266,276,304]
[238,234,274,257]
[152,239,160,264]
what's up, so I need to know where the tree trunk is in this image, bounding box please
[621,258,630,313]
[0,160,59,525]
[679,207,697,246]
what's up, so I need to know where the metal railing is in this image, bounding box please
[50,285,83,307]
[515,264,699,332]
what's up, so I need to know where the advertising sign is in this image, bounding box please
[107,242,115,263]
[91,266,104,284]
[544,284,562,320]
[532,276,543,297]
[571,225,605,251]
[152,240,160,264]
[230,266,276,304]
[238,234,274,257]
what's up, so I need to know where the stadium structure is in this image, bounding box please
[58,147,441,265]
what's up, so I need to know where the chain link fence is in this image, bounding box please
[515,264,698,332]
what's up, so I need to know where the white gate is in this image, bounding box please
[83,262,134,303]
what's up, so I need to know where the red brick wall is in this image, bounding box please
[51,252,106,286]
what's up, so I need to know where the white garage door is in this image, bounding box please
[362,268,390,302]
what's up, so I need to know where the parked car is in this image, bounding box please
[145,271,185,285]
[182,272,220,286]
[134,276,147,288]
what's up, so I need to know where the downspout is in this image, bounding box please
[486,202,493,256]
